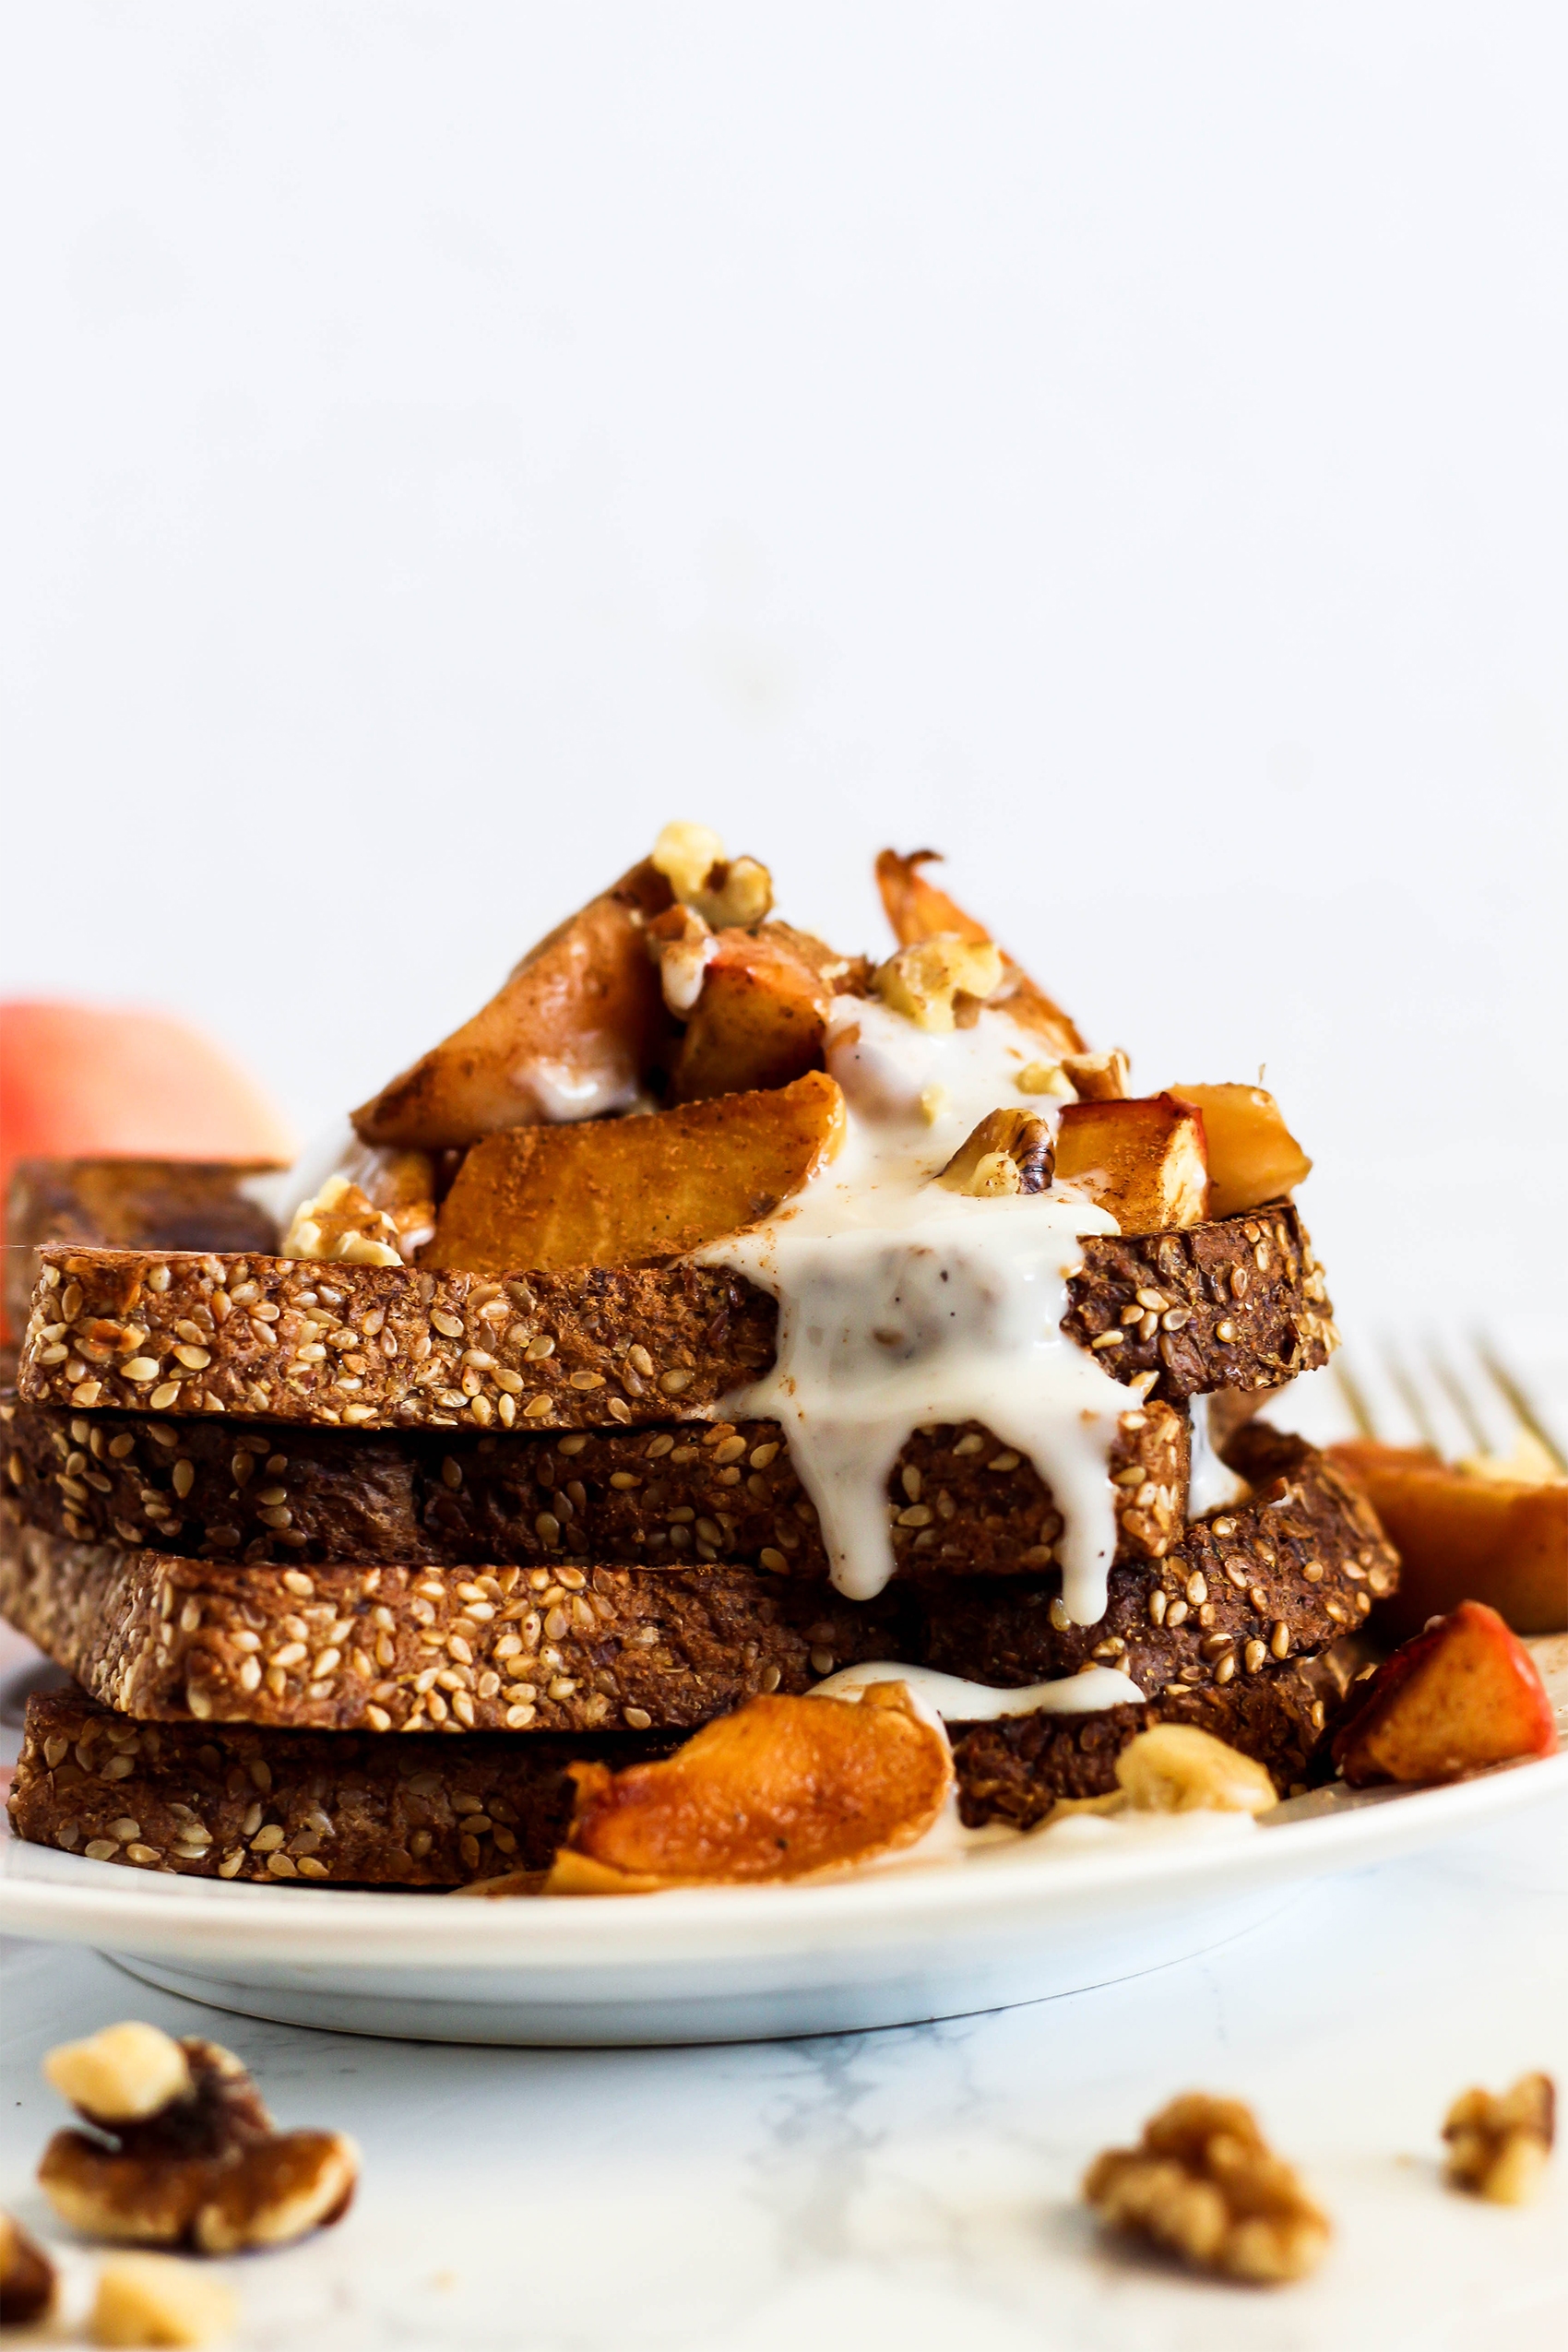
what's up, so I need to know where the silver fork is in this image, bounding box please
[1332,1333,1568,1471]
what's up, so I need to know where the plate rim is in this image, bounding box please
[3,1750,1562,1975]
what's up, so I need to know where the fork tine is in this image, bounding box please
[1430,1349,1494,1455]
[1331,1356,1378,1439]
[1384,1345,1444,1453]
[1473,1337,1568,1476]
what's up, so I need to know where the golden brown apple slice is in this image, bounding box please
[545,1684,953,1890]
[427,1069,845,1272]
[671,924,864,1103]
[1054,1094,1209,1231]
[1332,1599,1558,1786]
[351,861,676,1150]
[1326,1441,1567,1638]
[874,849,1085,1054]
[1169,1084,1312,1218]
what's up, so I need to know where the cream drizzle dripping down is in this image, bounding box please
[707,996,1132,1628]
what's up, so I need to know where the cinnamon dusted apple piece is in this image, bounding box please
[1169,1084,1312,1218]
[874,849,1085,1053]
[671,924,867,1103]
[1332,1600,1559,1788]
[351,860,677,1150]
[545,1685,953,1891]
[1054,1095,1209,1231]
[1326,1440,1567,1638]
[428,1071,846,1274]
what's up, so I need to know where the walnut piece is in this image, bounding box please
[1061,1048,1130,1101]
[1084,2093,1330,2284]
[0,2209,57,2328]
[1113,1725,1277,1816]
[1443,2073,1555,2204]
[90,2251,237,2347]
[46,2022,194,2122]
[39,2025,358,2254]
[279,1173,402,1267]
[873,934,1004,1033]
[649,821,773,929]
[935,1107,1054,1197]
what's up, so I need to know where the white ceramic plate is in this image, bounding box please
[3,1748,1563,2046]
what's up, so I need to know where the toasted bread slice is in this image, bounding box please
[428,1072,845,1273]
[0,1431,1392,1736]
[1055,1095,1209,1231]
[352,861,676,1150]
[16,1204,1336,1431]
[4,1158,281,1339]
[2,1391,1190,1577]
[7,1662,1337,1883]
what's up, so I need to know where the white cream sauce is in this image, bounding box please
[807,1659,1146,1720]
[707,996,1134,1626]
[1186,1393,1249,1519]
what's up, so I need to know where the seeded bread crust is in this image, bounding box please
[1,1390,1188,1577]
[7,1670,1336,1883]
[1060,1204,1337,1397]
[950,1660,1336,1825]
[3,1158,281,1338]
[17,1211,1333,1431]
[0,1434,1393,1736]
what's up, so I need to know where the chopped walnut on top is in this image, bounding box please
[650,820,774,930]
[873,934,1004,1033]
[279,1173,401,1268]
[39,2023,358,2255]
[936,1108,1054,1197]
[1443,2073,1555,2204]
[1084,2093,1331,2284]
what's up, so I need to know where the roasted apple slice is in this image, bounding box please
[428,1069,846,1272]
[874,849,1085,1054]
[1054,1094,1209,1231]
[1326,1441,1567,1638]
[351,861,676,1150]
[1332,1599,1558,1787]
[546,1684,953,1890]
[1169,1084,1312,1218]
[671,923,864,1102]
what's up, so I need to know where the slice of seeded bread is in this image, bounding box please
[2,1390,1189,1575]
[7,1666,1340,1884]
[15,1206,1335,1432]
[0,1432,1394,1737]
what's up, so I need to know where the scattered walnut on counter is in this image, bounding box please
[89,2251,237,2347]
[38,2023,358,2254]
[1443,2073,1555,2204]
[0,2209,57,2329]
[1084,2092,1331,2284]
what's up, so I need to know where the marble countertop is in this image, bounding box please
[3,1783,1564,2350]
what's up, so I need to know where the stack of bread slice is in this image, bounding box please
[2,835,1398,1889]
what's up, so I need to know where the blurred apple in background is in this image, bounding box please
[0,998,294,1302]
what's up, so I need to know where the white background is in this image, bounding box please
[3,3,1564,1329]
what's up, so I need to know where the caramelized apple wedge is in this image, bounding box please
[428,1070,845,1272]
[1332,1600,1558,1787]
[1326,1441,1567,1638]
[1170,1084,1312,1218]
[672,924,864,1103]
[545,1685,953,1890]
[874,849,1085,1054]
[351,861,676,1150]
[1054,1094,1209,1231]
